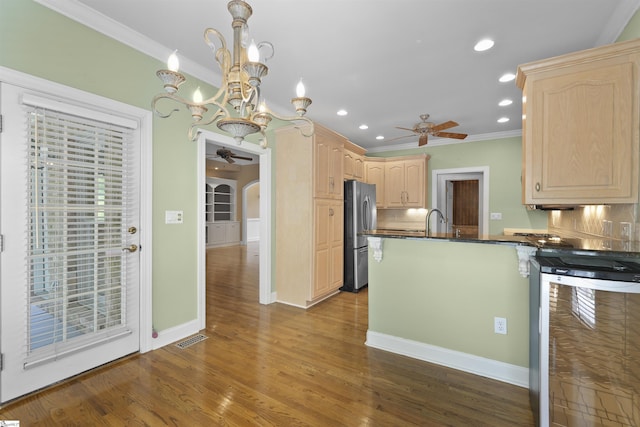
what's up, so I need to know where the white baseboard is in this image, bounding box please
[151,319,202,350]
[366,330,529,388]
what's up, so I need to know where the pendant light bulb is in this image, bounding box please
[247,39,260,62]
[167,50,180,72]
[193,86,203,103]
[296,79,306,98]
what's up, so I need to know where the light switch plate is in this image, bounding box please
[165,210,184,224]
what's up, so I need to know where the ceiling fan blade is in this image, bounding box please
[418,133,429,146]
[430,120,458,132]
[386,134,415,142]
[231,155,253,162]
[434,131,468,140]
[395,126,416,132]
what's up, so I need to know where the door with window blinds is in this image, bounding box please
[0,83,140,403]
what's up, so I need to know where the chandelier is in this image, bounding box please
[152,0,313,145]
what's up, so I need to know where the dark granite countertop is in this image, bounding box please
[363,229,640,257]
[363,229,531,247]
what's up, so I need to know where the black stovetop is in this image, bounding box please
[535,254,640,281]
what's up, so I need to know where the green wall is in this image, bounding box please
[369,238,529,367]
[0,0,213,332]
[617,8,640,41]
[368,137,548,234]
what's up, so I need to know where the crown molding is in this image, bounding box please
[596,0,640,45]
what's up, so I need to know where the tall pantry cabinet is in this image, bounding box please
[275,123,345,308]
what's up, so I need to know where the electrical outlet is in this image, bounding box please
[620,222,632,240]
[490,212,502,220]
[602,220,613,237]
[494,317,507,335]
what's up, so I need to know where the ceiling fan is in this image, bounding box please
[390,114,468,146]
[215,148,253,164]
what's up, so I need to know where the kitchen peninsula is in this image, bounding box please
[364,229,640,389]
[363,231,537,387]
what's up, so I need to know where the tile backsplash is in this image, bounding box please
[377,209,428,231]
[548,204,638,240]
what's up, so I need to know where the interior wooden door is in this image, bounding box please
[452,180,479,237]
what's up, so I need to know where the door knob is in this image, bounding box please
[128,226,137,234]
[123,244,138,253]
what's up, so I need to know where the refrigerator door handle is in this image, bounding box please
[363,197,370,230]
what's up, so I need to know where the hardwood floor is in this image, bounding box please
[1,242,534,426]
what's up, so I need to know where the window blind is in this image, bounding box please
[23,101,136,368]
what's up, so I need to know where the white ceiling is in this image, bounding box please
[46,0,640,151]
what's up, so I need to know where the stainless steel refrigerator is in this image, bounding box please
[343,180,377,292]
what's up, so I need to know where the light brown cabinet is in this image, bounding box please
[315,129,344,199]
[275,123,346,308]
[344,140,366,181]
[516,38,640,205]
[313,199,344,299]
[364,159,385,207]
[384,156,428,208]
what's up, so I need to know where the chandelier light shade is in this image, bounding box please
[151,0,314,145]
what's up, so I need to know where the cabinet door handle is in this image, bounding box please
[535,182,541,192]
[329,208,334,216]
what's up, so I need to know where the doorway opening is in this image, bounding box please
[243,181,260,244]
[431,167,489,236]
[196,131,272,330]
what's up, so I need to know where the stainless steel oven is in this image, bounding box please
[530,254,640,426]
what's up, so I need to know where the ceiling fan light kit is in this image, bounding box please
[151,0,314,145]
[391,114,468,146]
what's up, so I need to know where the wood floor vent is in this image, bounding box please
[175,334,208,349]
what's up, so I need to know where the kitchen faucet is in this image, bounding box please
[426,208,446,237]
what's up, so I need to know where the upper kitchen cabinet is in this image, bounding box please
[314,126,345,200]
[344,140,366,181]
[384,154,429,208]
[365,158,385,207]
[517,38,640,205]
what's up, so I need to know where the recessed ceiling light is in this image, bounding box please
[499,99,513,107]
[497,117,510,123]
[337,109,348,116]
[359,124,368,130]
[376,135,384,140]
[499,73,516,83]
[474,38,494,52]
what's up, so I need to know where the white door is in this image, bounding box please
[0,82,141,403]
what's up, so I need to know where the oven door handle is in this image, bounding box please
[543,272,640,293]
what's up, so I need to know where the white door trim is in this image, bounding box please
[197,131,272,328]
[431,167,490,235]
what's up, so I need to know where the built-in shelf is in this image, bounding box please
[205,178,236,223]
[205,178,239,247]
